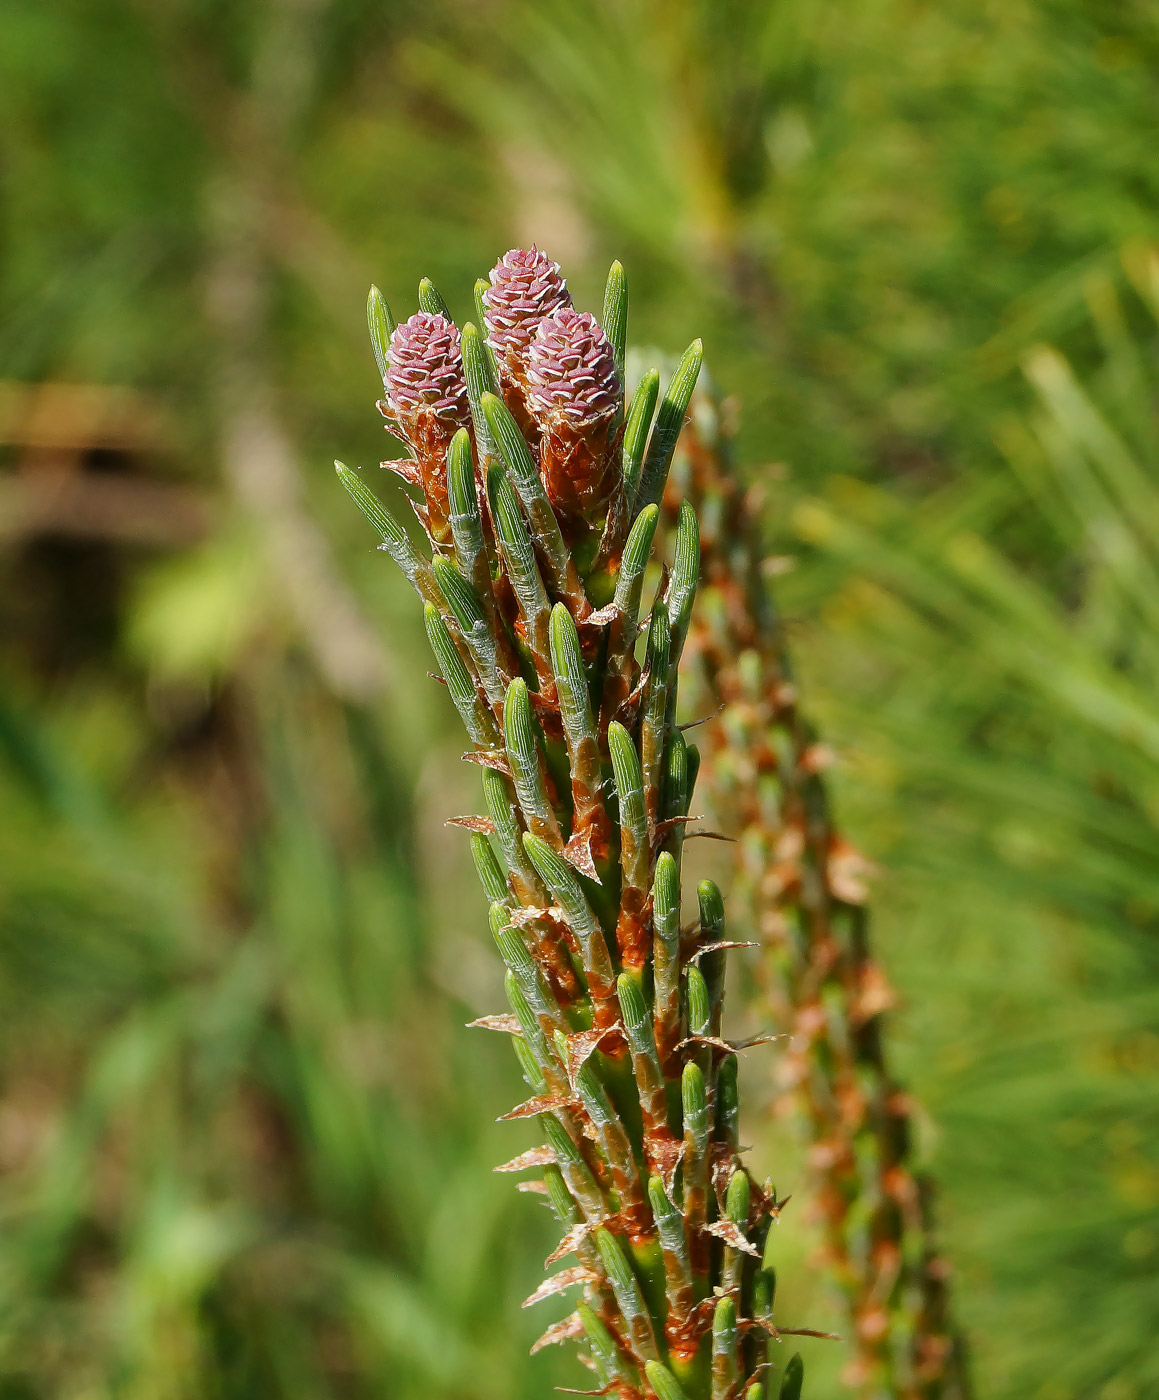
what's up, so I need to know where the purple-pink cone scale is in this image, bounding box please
[483,247,572,357]
[385,313,470,422]
[526,309,619,429]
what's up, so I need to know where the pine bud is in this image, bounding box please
[712,1295,739,1400]
[482,246,572,361]
[384,311,470,544]
[645,1361,693,1400]
[779,1355,805,1400]
[527,309,619,429]
[580,1304,633,1389]
[386,312,469,420]
[526,307,622,517]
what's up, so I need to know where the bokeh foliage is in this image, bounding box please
[0,1,1156,1397]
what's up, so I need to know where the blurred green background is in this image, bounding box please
[1,1,1157,1397]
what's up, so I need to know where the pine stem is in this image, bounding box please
[338,249,829,1400]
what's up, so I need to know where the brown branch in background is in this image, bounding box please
[0,469,210,548]
[662,386,970,1400]
[0,379,211,548]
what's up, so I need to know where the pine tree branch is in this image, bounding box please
[337,248,827,1399]
[659,387,970,1400]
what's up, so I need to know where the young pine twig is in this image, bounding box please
[659,385,970,1400]
[338,249,829,1399]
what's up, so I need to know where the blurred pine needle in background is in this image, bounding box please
[0,0,1157,1397]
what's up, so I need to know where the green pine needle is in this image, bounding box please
[417,276,452,319]
[470,833,508,903]
[367,285,395,380]
[622,370,660,503]
[634,339,703,512]
[646,1360,694,1400]
[601,259,628,392]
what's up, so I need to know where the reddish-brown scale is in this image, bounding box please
[599,613,644,741]
[529,691,568,750]
[653,996,682,1085]
[531,916,583,1004]
[588,976,628,1039]
[592,1134,648,1239]
[556,689,612,881]
[507,865,544,912]
[614,893,652,974]
[584,1140,616,1200]
[526,308,622,519]
[668,1338,703,1375]
[564,801,613,883]
[685,1197,710,1279]
[509,612,556,699]
[554,914,584,968]
[629,1062,671,1164]
[384,312,470,545]
[597,1309,642,1397]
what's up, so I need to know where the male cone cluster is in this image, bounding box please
[338,250,824,1400]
